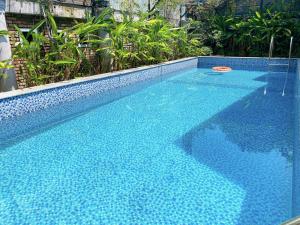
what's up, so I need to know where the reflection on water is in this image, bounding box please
[204,71,224,76]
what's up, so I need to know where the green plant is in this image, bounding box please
[0,60,14,78]
[14,10,111,85]
[97,12,210,71]
[14,20,48,85]
[209,2,300,57]
[13,9,211,87]
[187,0,225,54]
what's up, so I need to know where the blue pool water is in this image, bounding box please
[0,68,298,224]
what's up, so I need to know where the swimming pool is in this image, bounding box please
[0,57,299,224]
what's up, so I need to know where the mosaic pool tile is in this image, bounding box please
[198,56,297,72]
[0,59,198,121]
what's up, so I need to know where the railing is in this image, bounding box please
[265,35,294,96]
[282,36,294,96]
[264,35,274,95]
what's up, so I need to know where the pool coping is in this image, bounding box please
[0,57,197,101]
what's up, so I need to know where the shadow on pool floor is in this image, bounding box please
[175,83,296,225]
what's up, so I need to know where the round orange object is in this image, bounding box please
[212,66,232,72]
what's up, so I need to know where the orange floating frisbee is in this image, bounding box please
[212,66,232,72]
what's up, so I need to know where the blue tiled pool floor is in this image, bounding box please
[0,68,296,224]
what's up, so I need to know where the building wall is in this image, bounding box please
[109,0,148,11]
[5,0,92,18]
[109,0,185,26]
[221,0,300,15]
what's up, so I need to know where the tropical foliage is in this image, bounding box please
[213,8,299,57]
[13,11,112,85]
[189,1,300,57]
[13,9,210,86]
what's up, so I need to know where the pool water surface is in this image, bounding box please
[0,68,298,224]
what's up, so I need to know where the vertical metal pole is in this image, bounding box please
[264,35,274,95]
[282,36,293,96]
